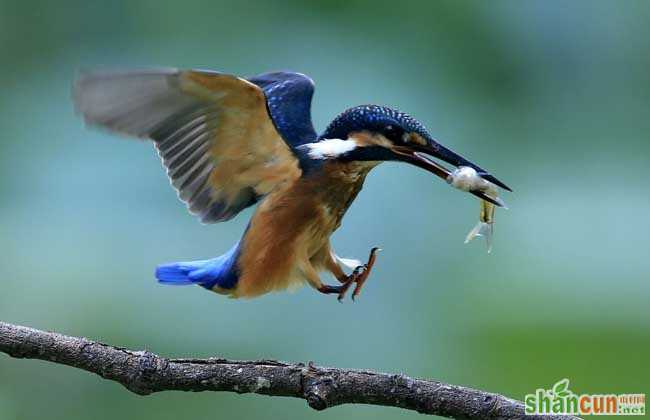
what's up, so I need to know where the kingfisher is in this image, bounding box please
[73,68,509,301]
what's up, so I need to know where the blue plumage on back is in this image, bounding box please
[156,242,241,290]
[247,71,317,149]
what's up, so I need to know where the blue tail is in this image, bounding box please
[155,243,241,290]
[155,259,213,285]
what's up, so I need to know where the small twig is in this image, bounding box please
[0,321,579,420]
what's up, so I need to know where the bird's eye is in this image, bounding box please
[382,124,404,143]
[384,125,397,138]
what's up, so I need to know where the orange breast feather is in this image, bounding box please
[233,162,374,298]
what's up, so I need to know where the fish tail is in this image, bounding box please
[464,221,494,253]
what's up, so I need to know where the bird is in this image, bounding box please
[73,68,510,301]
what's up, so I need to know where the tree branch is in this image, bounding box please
[0,321,578,420]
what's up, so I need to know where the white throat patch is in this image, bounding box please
[300,138,357,159]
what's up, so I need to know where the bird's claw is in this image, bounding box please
[336,265,367,302]
[336,247,381,302]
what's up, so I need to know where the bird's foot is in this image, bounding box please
[319,247,381,302]
[349,246,381,300]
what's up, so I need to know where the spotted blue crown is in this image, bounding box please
[319,105,432,141]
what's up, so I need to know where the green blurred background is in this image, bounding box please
[1,1,648,419]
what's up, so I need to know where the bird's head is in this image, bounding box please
[304,105,511,204]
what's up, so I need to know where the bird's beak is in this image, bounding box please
[393,141,511,207]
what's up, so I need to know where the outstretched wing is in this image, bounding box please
[73,68,304,223]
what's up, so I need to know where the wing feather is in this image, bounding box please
[73,68,302,223]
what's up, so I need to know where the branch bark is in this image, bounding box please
[0,321,579,420]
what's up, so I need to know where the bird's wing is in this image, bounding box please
[73,68,303,223]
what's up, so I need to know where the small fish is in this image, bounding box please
[447,166,507,253]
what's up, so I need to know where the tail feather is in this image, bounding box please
[156,243,241,290]
[155,260,212,286]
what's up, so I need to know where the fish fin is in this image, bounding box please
[464,222,494,253]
